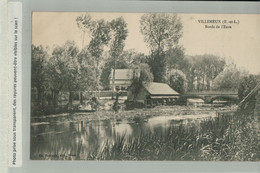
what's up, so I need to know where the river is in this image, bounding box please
[30,110,220,160]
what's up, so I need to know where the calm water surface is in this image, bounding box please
[30,112,217,159]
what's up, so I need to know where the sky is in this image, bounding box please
[32,12,260,74]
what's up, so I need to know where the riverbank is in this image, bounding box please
[31,105,237,124]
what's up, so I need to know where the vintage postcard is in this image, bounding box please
[30,12,260,161]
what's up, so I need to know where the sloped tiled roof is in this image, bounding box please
[110,69,133,80]
[143,82,179,95]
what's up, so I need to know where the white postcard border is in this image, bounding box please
[8,1,22,167]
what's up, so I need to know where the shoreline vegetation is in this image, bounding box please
[31,105,237,124]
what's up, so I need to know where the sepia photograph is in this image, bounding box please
[30,12,260,161]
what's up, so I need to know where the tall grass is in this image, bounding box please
[85,112,260,161]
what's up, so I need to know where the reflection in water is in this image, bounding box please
[147,113,216,130]
[30,113,216,160]
[115,123,133,137]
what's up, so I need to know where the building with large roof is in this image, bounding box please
[127,82,180,106]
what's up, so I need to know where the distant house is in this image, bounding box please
[110,69,133,91]
[127,82,180,106]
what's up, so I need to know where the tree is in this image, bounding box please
[31,45,48,108]
[166,69,187,94]
[165,46,185,70]
[212,64,248,91]
[181,54,226,91]
[238,75,259,101]
[77,48,96,103]
[76,14,91,49]
[89,20,111,91]
[109,17,128,97]
[193,56,205,91]
[76,14,111,91]
[47,46,66,107]
[147,51,166,82]
[140,13,183,52]
[130,63,154,102]
[62,41,80,104]
[140,13,183,82]
[181,56,196,91]
[49,41,80,105]
[121,49,147,65]
[201,54,226,90]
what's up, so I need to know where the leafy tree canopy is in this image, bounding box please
[212,63,248,91]
[166,69,187,94]
[140,13,183,52]
[165,46,185,70]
